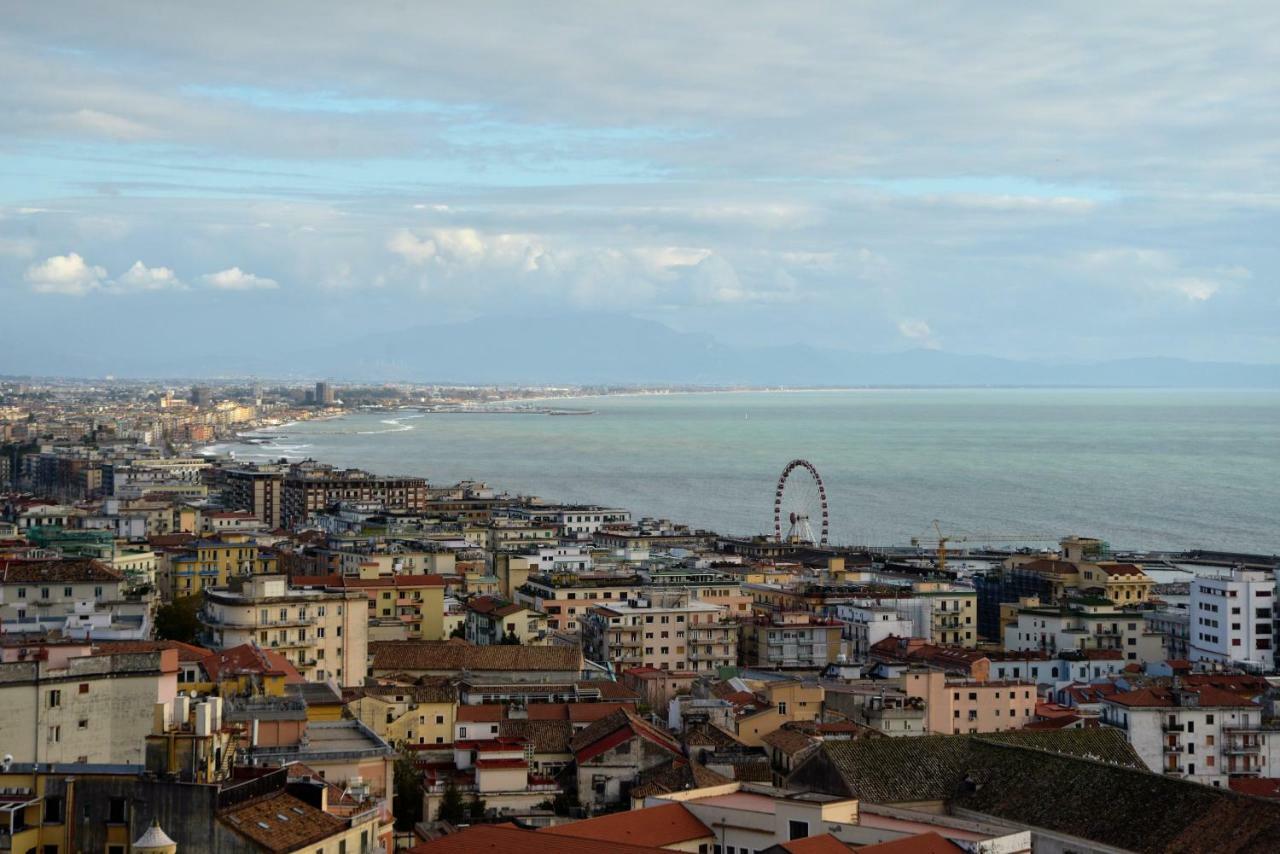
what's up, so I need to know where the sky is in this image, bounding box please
[1,3,1278,374]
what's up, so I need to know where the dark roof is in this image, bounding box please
[792,729,1142,803]
[791,731,1280,853]
[570,709,682,760]
[853,832,964,854]
[629,758,732,799]
[499,719,574,754]
[370,640,581,673]
[0,557,123,584]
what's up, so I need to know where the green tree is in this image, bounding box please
[449,623,467,639]
[392,744,425,830]
[498,629,520,645]
[438,779,466,824]
[468,797,487,820]
[155,594,203,643]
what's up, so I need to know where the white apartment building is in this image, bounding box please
[1188,568,1274,671]
[829,600,913,660]
[582,592,737,673]
[531,544,594,573]
[1102,683,1265,788]
[1003,601,1165,662]
[200,574,369,687]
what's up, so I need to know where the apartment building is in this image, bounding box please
[1102,683,1266,787]
[465,595,549,645]
[827,599,914,659]
[282,462,428,527]
[1004,536,1156,606]
[0,557,125,622]
[645,567,754,617]
[896,582,979,648]
[294,571,447,641]
[1003,600,1164,662]
[903,669,1036,734]
[582,592,738,673]
[515,573,646,633]
[741,612,845,669]
[0,644,179,765]
[164,532,278,598]
[220,464,286,528]
[1188,567,1274,671]
[200,574,369,687]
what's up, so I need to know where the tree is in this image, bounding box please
[498,628,521,645]
[155,594,203,643]
[449,623,466,639]
[468,797,487,820]
[437,780,466,824]
[392,744,425,830]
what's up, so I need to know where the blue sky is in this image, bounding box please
[1,2,1277,374]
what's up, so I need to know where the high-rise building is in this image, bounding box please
[315,381,334,405]
[1189,567,1274,671]
[190,385,213,407]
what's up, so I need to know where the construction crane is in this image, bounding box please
[910,520,1058,573]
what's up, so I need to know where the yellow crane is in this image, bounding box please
[910,520,1058,573]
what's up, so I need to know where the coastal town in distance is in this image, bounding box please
[0,377,1277,853]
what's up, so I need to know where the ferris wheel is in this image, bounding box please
[773,459,829,545]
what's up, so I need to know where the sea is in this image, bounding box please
[202,389,1280,555]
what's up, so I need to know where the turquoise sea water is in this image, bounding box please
[212,389,1280,554]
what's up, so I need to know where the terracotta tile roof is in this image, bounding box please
[628,758,732,799]
[1106,685,1258,709]
[778,835,858,853]
[570,709,682,762]
[683,720,746,749]
[359,678,457,704]
[1228,778,1280,800]
[540,802,712,846]
[853,831,964,853]
[0,557,122,584]
[1096,562,1148,577]
[466,595,526,617]
[500,719,574,754]
[410,824,671,853]
[218,791,345,853]
[202,643,304,683]
[762,726,819,756]
[456,705,505,723]
[370,640,581,673]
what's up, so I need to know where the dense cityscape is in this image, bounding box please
[0,380,1276,852]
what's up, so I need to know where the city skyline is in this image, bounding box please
[2,3,1278,373]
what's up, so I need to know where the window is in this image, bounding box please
[79,682,89,694]
[48,689,62,708]
[64,586,73,597]
[788,820,809,841]
[108,797,127,823]
[44,796,64,823]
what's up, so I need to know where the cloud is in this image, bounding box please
[201,266,279,290]
[1075,248,1244,303]
[898,318,939,348]
[24,252,106,295]
[115,260,184,291]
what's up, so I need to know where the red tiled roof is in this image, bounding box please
[854,832,965,854]
[1229,778,1280,800]
[540,802,711,846]
[202,643,304,684]
[1107,685,1258,709]
[410,824,671,853]
[0,557,123,584]
[778,835,855,854]
[475,758,527,769]
[96,639,211,663]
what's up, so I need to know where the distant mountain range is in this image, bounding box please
[9,313,1280,387]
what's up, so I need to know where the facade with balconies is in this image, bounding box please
[1003,600,1164,663]
[1101,682,1265,788]
[200,574,368,687]
[582,591,738,674]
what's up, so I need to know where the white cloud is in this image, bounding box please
[1075,248,1243,303]
[898,318,939,348]
[24,252,106,295]
[201,266,279,290]
[114,260,184,291]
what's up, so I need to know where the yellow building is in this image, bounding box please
[1005,536,1156,606]
[347,680,458,746]
[296,571,447,641]
[168,532,279,597]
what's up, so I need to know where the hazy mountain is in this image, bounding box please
[9,313,1279,387]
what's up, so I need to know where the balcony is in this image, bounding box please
[1161,742,1182,754]
[1161,723,1185,733]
